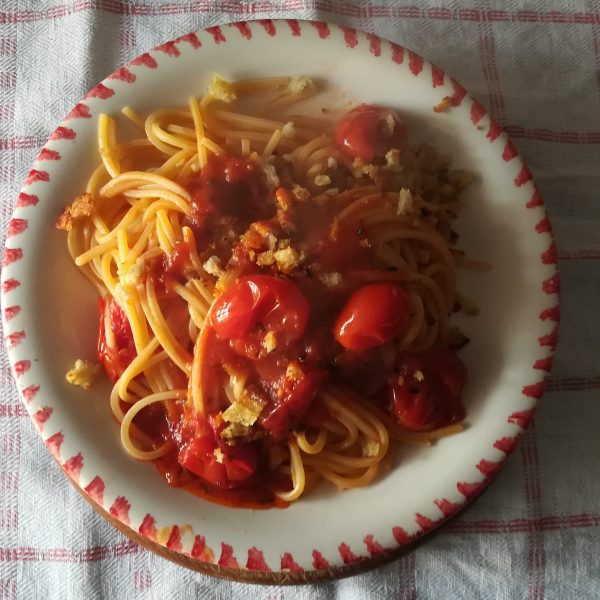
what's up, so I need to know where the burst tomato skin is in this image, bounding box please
[96,296,136,383]
[389,348,467,432]
[333,104,408,161]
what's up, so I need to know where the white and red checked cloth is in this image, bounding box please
[0,1,599,598]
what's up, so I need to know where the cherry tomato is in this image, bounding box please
[333,104,407,162]
[97,296,136,383]
[259,368,326,436]
[389,348,467,432]
[211,275,310,359]
[178,420,258,489]
[334,283,411,350]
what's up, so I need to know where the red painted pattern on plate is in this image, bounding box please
[312,549,330,569]
[176,33,201,49]
[259,20,276,36]
[435,498,461,517]
[45,432,64,459]
[538,327,558,349]
[16,192,38,207]
[364,534,388,556]
[84,476,105,505]
[32,406,52,431]
[246,547,271,571]
[3,248,22,266]
[166,526,182,551]
[494,435,521,455]
[24,169,49,185]
[432,65,444,87]
[368,34,381,56]
[109,66,136,82]
[38,148,60,160]
[7,218,27,237]
[527,188,543,208]
[542,274,560,294]
[190,535,209,559]
[470,100,486,124]
[408,51,424,75]
[5,331,25,348]
[502,140,518,161]
[540,306,560,321]
[392,526,414,545]
[287,19,301,36]
[533,356,554,372]
[508,409,536,428]
[311,21,330,39]
[514,164,533,186]
[62,453,83,483]
[535,216,551,233]
[13,359,30,376]
[391,43,404,64]
[206,26,226,44]
[218,543,239,568]
[22,386,38,404]
[50,126,76,141]
[109,496,131,525]
[457,481,484,499]
[341,27,358,48]
[476,459,502,478]
[130,54,157,69]
[522,382,545,399]
[415,513,436,531]
[65,103,91,120]
[86,83,115,99]
[2,278,20,292]
[4,305,20,320]
[487,119,502,142]
[542,243,557,264]
[156,41,180,57]
[338,542,361,564]
[232,22,252,40]
[138,514,157,541]
[450,80,467,106]
[281,552,303,572]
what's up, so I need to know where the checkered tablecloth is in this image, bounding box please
[0,1,599,598]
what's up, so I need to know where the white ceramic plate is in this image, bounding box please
[1,20,559,581]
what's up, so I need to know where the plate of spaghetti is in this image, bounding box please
[1,20,558,582]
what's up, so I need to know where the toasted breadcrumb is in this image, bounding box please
[256,250,275,266]
[66,359,100,390]
[288,76,313,94]
[397,188,414,215]
[433,96,452,113]
[281,121,296,138]
[273,245,302,272]
[319,272,343,288]
[262,331,277,353]
[207,74,237,103]
[213,448,225,464]
[291,184,311,203]
[314,174,331,187]
[364,441,380,457]
[203,255,223,276]
[56,193,94,231]
[286,361,303,381]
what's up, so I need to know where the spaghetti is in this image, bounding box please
[59,75,479,507]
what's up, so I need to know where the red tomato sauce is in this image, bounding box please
[98,106,468,508]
